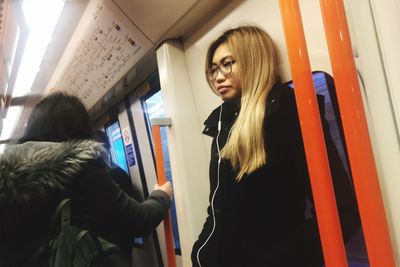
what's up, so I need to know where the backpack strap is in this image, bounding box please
[50,198,71,229]
[25,199,72,267]
[70,230,104,267]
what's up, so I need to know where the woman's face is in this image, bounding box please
[210,44,242,102]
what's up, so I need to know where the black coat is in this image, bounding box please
[192,82,360,267]
[106,164,145,255]
[0,140,171,267]
[108,165,144,202]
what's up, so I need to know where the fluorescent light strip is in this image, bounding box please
[0,106,22,153]
[0,0,65,148]
[13,0,65,97]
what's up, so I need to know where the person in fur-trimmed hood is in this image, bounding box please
[0,92,172,267]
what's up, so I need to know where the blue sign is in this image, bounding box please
[125,144,136,167]
[106,122,129,174]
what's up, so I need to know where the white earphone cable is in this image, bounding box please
[196,104,223,267]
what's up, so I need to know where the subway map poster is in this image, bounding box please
[50,0,152,108]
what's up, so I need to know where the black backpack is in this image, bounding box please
[25,199,130,267]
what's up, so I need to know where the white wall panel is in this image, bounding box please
[156,41,209,267]
[345,1,400,262]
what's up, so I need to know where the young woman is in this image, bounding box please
[191,25,360,267]
[0,92,172,266]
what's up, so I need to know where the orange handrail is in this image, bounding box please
[152,125,177,267]
[278,1,348,266]
[319,1,396,266]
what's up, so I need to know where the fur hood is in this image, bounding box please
[0,140,105,209]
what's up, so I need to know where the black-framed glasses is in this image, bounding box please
[206,60,236,80]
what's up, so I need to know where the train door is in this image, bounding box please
[96,100,164,267]
[127,73,183,267]
[142,83,182,258]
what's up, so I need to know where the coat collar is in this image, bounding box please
[0,140,106,205]
[203,100,239,128]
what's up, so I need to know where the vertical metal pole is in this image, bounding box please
[278,1,348,266]
[319,1,396,266]
[152,124,177,267]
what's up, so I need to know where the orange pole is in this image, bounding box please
[319,1,396,266]
[152,125,177,267]
[278,1,348,266]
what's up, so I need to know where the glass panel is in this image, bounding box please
[287,72,351,178]
[144,90,181,254]
[288,72,369,266]
[105,121,130,175]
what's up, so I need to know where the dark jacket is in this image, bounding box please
[0,140,171,267]
[106,164,145,254]
[108,164,144,202]
[192,82,360,267]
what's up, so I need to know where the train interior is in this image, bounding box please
[0,0,399,266]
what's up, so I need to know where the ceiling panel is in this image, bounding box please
[113,0,198,43]
[47,0,153,108]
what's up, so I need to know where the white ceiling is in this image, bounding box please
[6,0,230,141]
[113,0,197,43]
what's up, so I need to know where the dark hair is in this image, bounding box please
[94,130,110,150]
[20,92,95,142]
[206,28,236,72]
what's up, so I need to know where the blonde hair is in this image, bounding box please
[205,25,279,181]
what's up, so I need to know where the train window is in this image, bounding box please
[287,71,351,177]
[105,121,130,175]
[143,90,182,255]
[288,71,369,265]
